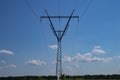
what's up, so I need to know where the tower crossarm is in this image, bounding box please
[41,16,79,18]
[41,9,79,41]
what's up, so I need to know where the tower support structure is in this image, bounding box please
[41,9,79,80]
[56,31,62,80]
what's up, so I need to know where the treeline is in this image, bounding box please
[0,74,120,80]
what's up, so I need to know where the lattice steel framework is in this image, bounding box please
[41,9,79,80]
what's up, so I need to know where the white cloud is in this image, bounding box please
[92,46,106,54]
[0,50,14,55]
[63,56,72,63]
[101,58,112,62]
[26,59,46,66]
[8,65,16,68]
[118,56,120,58]
[73,53,92,62]
[63,53,112,63]
[0,60,6,64]
[116,56,120,59]
[114,56,120,59]
[94,46,101,49]
[48,44,58,50]
[0,64,17,69]
[92,48,106,54]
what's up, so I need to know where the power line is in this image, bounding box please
[25,0,38,18]
[25,0,50,58]
[58,0,61,25]
[71,0,94,55]
[80,0,94,19]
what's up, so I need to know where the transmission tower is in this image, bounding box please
[41,9,79,80]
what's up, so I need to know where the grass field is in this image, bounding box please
[0,74,120,80]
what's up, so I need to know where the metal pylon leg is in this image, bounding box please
[56,40,62,80]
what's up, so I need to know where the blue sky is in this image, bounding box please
[0,0,120,76]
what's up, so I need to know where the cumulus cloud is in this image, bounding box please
[79,53,111,62]
[101,58,112,62]
[92,48,106,54]
[0,60,6,64]
[26,59,46,66]
[92,46,106,54]
[94,46,101,49]
[116,56,120,59]
[0,50,14,55]
[63,45,111,63]
[48,44,58,50]
[63,56,72,63]
[63,53,112,63]
[0,64,16,69]
[73,53,92,62]
[118,56,120,58]
[8,65,16,68]
[114,56,120,59]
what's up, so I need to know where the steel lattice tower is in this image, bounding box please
[41,9,79,80]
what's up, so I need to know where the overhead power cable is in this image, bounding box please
[80,0,94,18]
[58,0,61,26]
[25,0,50,57]
[25,0,38,18]
[71,0,94,54]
